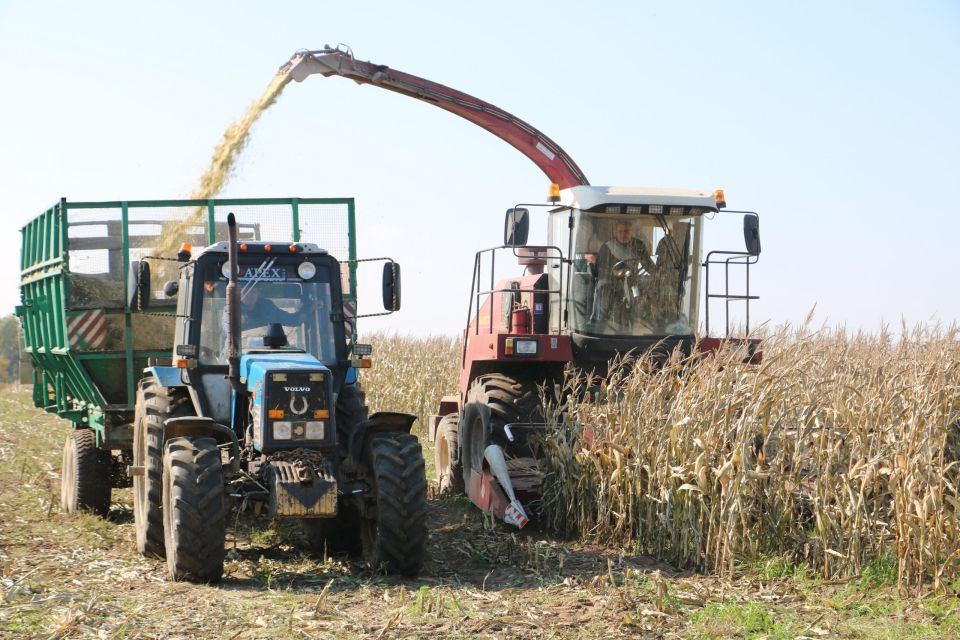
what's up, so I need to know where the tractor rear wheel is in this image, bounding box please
[133,379,193,558]
[60,428,111,516]
[302,505,363,556]
[162,436,225,583]
[434,413,464,495]
[361,433,428,575]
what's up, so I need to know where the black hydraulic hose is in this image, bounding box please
[225,213,244,393]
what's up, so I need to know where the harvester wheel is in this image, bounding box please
[460,373,543,485]
[434,413,464,495]
[133,379,193,558]
[161,436,225,583]
[60,428,111,516]
[361,433,428,575]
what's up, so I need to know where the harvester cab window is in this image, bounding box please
[568,213,697,337]
[197,265,337,366]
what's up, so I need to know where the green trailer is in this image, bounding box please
[16,197,358,448]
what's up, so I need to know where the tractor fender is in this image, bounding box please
[163,417,240,475]
[347,411,418,464]
[146,365,186,388]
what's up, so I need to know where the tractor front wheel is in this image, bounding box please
[162,436,225,583]
[361,433,428,575]
[60,429,111,516]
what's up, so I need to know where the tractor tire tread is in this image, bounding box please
[162,437,225,583]
[363,433,428,575]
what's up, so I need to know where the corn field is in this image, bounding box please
[367,325,960,593]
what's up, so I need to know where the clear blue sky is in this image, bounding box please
[1,1,958,336]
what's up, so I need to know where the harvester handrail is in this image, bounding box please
[462,243,565,367]
[703,250,759,336]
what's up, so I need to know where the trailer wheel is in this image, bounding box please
[361,433,428,575]
[434,413,464,495]
[60,429,111,516]
[162,436,225,583]
[133,380,193,557]
[460,374,543,486]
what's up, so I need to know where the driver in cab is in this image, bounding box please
[593,219,656,328]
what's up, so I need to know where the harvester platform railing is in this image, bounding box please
[703,250,758,337]
[18,196,357,445]
[463,244,564,367]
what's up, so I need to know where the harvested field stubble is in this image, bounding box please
[539,324,960,593]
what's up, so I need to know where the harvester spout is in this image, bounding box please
[483,444,529,529]
[278,45,589,189]
[282,48,349,83]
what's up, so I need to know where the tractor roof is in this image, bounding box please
[560,186,720,212]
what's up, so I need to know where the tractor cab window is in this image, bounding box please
[568,212,698,337]
[197,264,338,366]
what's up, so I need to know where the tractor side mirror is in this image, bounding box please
[163,280,179,297]
[504,208,529,247]
[382,262,401,311]
[127,260,151,310]
[743,214,761,256]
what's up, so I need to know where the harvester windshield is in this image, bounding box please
[559,211,701,337]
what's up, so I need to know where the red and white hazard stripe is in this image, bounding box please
[68,309,107,350]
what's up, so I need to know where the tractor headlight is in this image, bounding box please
[221,261,231,278]
[273,421,292,440]
[297,261,317,280]
[306,421,325,439]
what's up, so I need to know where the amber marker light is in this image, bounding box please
[268,409,285,419]
[264,244,272,252]
[240,243,248,251]
[313,409,330,419]
[288,243,298,253]
[547,182,561,203]
[714,189,727,209]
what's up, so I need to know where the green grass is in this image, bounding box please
[690,601,802,640]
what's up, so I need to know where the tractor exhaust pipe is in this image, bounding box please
[225,213,243,393]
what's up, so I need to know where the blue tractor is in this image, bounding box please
[128,213,426,581]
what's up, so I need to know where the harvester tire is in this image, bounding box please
[461,374,542,485]
[434,413,464,495]
[361,433,428,576]
[60,428,111,516]
[161,436,225,583]
[133,380,193,558]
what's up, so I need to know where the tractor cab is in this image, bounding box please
[164,241,348,429]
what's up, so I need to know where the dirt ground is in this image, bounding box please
[2,387,958,639]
